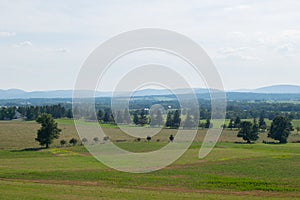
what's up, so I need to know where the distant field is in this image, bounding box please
[0,120,300,199]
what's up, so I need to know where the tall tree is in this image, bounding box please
[172,110,181,129]
[115,110,124,124]
[183,111,194,129]
[133,110,139,125]
[139,109,148,126]
[237,121,259,143]
[205,118,211,128]
[252,118,259,135]
[97,109,105,122]
[123,108,131,124]
[228,118,234,130]
[268,116,293,143]
[156,109,164,126]
[66,109,73,119]
[234,116,241,128]
[103,108,114,123]
[150,110,156,126]
[35,114,61,148]
[150,109,164,127]
[165,111,173,127]
[258,114,266,130]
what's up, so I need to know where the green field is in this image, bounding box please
[0,120,300,199]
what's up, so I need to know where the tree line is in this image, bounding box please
[3,99,300,121]
[0,105,73,120]
[237,115,293,144]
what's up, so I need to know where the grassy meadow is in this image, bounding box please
[0,119,300,199]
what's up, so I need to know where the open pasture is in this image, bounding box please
[0,120,299,199]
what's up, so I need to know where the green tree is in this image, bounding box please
[258,114,267,131]
[123,108,131,124]
[183,112,195,129]
[198,122,206,129]
[268,116,293,144]
[69,138,78,146]
[156,109,164,126]
[103,108,114,123]
[234,116,241,128]
[228,118,234,130]
[296,127,300,134]
[165,111,173,127]
[115,110,124,124]
[97,109,105,122]
[252,118,259,135]
[150,110,155,125]
[139,109,148,126]
[150,109,163,127]
[205,118,211,128]
[60,139,66,146]
[35,113,61,148]
[133,110,139,125]
[66,109,73,119]
[172,110,181,129]
[237,121,259,143]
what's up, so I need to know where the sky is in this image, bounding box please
[0,0,300,91]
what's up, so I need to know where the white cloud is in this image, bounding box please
[215,46,261,61]
[226,31,246,40]
[223,4,252,11]
[282,29,300,41]
[54,48,68,53]
[18,41,33,47]
[0,31,16,37]
[217,47,250,54]
[40,47,68,53]
[274,43,296,55]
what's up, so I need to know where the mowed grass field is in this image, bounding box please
[0,120,300,199]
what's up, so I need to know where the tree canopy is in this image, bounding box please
[268,116,293,143]
[237,120,259,143]
[35,113,61,148]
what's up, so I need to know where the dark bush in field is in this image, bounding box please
[69,138,78,146]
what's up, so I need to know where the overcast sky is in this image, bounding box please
[1,0,300,91]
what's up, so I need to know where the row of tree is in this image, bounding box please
[17,105,72,120]
[2,102,300,123]
[34,113,294,149]
[0,107,16,120]
[228,115,267,130]
[237,116,293,144]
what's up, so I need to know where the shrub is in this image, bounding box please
[146,136,151,142]
[81,138,88,144]
[69,138,78,146]
[169,134,174,142]
[60,139,66,146]
[93,137,99,143]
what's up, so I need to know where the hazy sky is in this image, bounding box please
[1,0,300,91]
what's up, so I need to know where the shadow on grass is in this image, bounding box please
[11,147,45,152]
[262,140,286,144]
[234,141,256,144]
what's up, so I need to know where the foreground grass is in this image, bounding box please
[3,180,299,200]
[0,120,300,199]
[0,143,299,199]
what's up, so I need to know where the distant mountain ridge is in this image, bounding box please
[1,85,300,99]
[252,85,300,94]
